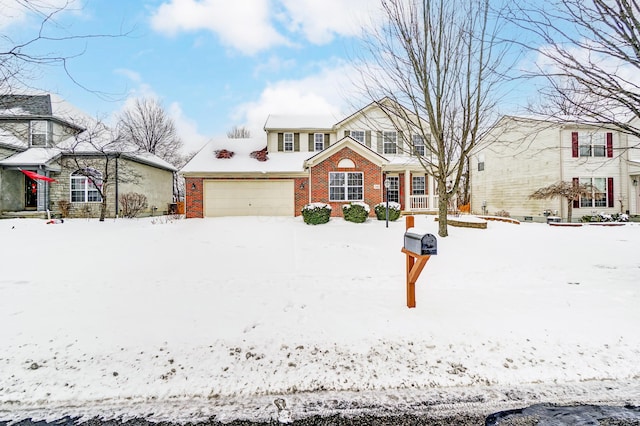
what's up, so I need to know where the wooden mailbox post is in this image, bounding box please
[401,215,436,308]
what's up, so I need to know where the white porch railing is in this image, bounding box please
[409,195,438,211]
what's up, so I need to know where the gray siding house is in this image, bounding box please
[0,94,176,219]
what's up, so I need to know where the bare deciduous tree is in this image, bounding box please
[357,0,509,237]
[1,1,127,93]
[62,119,141,221]
[117,97,184,164]
[227,125,251,138]
[510,0,640,138]
[529,180,595,222]
[117,97,184,202]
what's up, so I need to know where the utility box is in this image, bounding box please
[404,228,437,255]
[547,216,562,224]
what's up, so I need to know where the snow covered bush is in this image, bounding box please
[580,212,629,223]
[301,203,331,225]
[374,202,401,221]
[342,202,370,223]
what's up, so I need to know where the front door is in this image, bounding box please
[385,176,399,203]
[25,177,38,210]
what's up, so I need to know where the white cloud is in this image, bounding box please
[232,61,364,136]
[114,68,143,84]
[279,0,382,44]
[148,0,383,54]
[149,0,289,55]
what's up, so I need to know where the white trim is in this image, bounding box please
[314,133,324,151]
[283,132,294,152]
[328,171,364,201]
[70,169,103,203]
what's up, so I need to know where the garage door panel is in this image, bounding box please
[204,180,294,217]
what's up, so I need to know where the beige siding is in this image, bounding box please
[471,117,639,220]
[266,131,336,153]
[49,156,174,218]
[118,160,175,215]
[471,118,563,220]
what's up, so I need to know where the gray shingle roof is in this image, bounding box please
[0,95,52,116]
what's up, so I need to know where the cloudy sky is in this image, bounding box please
[2,0,534,154]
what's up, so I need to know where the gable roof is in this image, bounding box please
[304,136,389,168]
[334,97,415,129]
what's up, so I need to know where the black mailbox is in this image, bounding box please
[404,229,437,255]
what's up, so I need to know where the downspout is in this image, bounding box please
[115,155,119,218]
[558,126,564,220]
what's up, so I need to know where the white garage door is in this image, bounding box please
[204,180,295,217]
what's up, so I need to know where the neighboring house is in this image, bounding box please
[0,94,176,219]
[181,100,436,218]
[470,115,640,221]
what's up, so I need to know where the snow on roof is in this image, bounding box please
[0,147,61,166]
[385,155,421,166]
[125,150,177,171]
[264,114,336,130]
[0,128,27,150]
[181,137,309,174]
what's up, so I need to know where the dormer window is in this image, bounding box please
[30,120,50,147]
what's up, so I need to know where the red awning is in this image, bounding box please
[20,169,56,183]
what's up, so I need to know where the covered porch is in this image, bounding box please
[382,167,439,214]
[0,164,58,216]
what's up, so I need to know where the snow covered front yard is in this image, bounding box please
[1,215,639,422]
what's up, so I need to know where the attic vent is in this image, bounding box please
[250,147,269,162]
[215,149,235,159]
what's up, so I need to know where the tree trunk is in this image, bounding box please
[99,198,107,222]
[567,199,573,223]
[437,177,449,237]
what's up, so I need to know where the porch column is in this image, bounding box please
[428,174,435,210]
[404,170,411,211]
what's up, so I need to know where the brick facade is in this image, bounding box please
[309,147,383,217]
[184,148,385,219]
[185,177,204,218]
[294,177,307,216]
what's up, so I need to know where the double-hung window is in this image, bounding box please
[579,177,607,208]
[383,131,397,154]
[283,133,294,152]
[579,132,605,157]
[329,172,363,201]
[70,169,102,202]
[412,134,425,156]
[573,132,612,158]
[314,133,324,151]
[30,120,49,147]
[385,176,399,203]
[351,130,365,144]
[412,176,425,195]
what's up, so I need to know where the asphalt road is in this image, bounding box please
[3,404,640,426]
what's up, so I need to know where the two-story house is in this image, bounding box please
[0,94,177,219]
[181,99,436,218]
[470,115,640,221]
